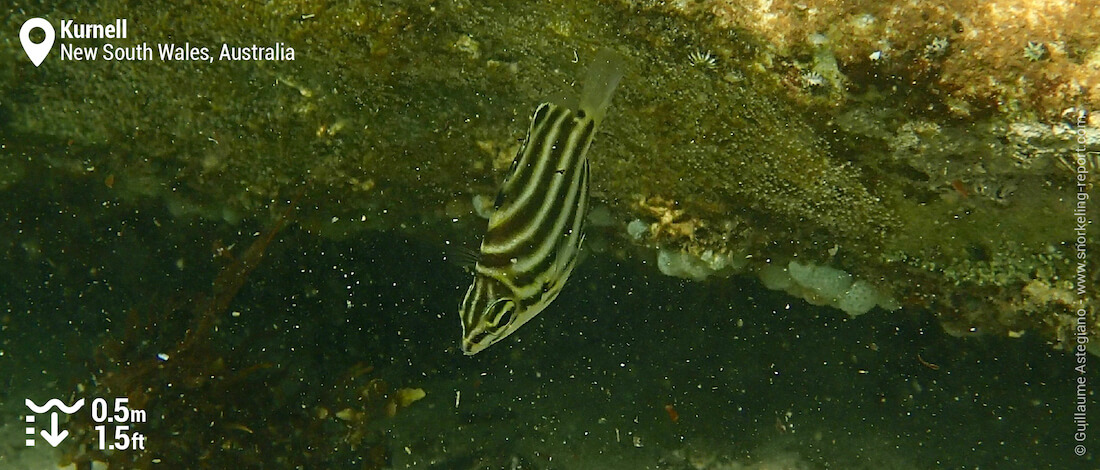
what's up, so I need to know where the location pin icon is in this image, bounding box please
[20,18,55,67]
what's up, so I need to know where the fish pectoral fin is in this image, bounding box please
[549,230,585,278]
[568,231,588,274]
[445,245,481,269]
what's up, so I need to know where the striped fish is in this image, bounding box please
[459,51,625,355]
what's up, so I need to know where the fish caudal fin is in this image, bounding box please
[578,49,626,125]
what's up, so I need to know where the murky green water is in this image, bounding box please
[0,169,1089,468]
[2,1,1097,468]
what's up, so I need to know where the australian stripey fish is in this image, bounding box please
[459,50,625,355]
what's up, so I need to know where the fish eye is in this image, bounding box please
[496,304,516,327]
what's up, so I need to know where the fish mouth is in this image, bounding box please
[461,341,482,356]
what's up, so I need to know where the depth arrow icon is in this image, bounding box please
[40,412,68,447]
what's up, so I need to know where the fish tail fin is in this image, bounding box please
[578,49,626,125]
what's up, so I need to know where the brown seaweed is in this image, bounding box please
[60,191,409,469]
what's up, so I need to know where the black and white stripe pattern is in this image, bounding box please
[459,103,595,355]
[484,104,592,289]
[459,50,624,355]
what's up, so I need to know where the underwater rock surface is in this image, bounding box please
[1,0,1096,353]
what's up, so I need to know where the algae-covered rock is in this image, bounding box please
[1,0,1096,352]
